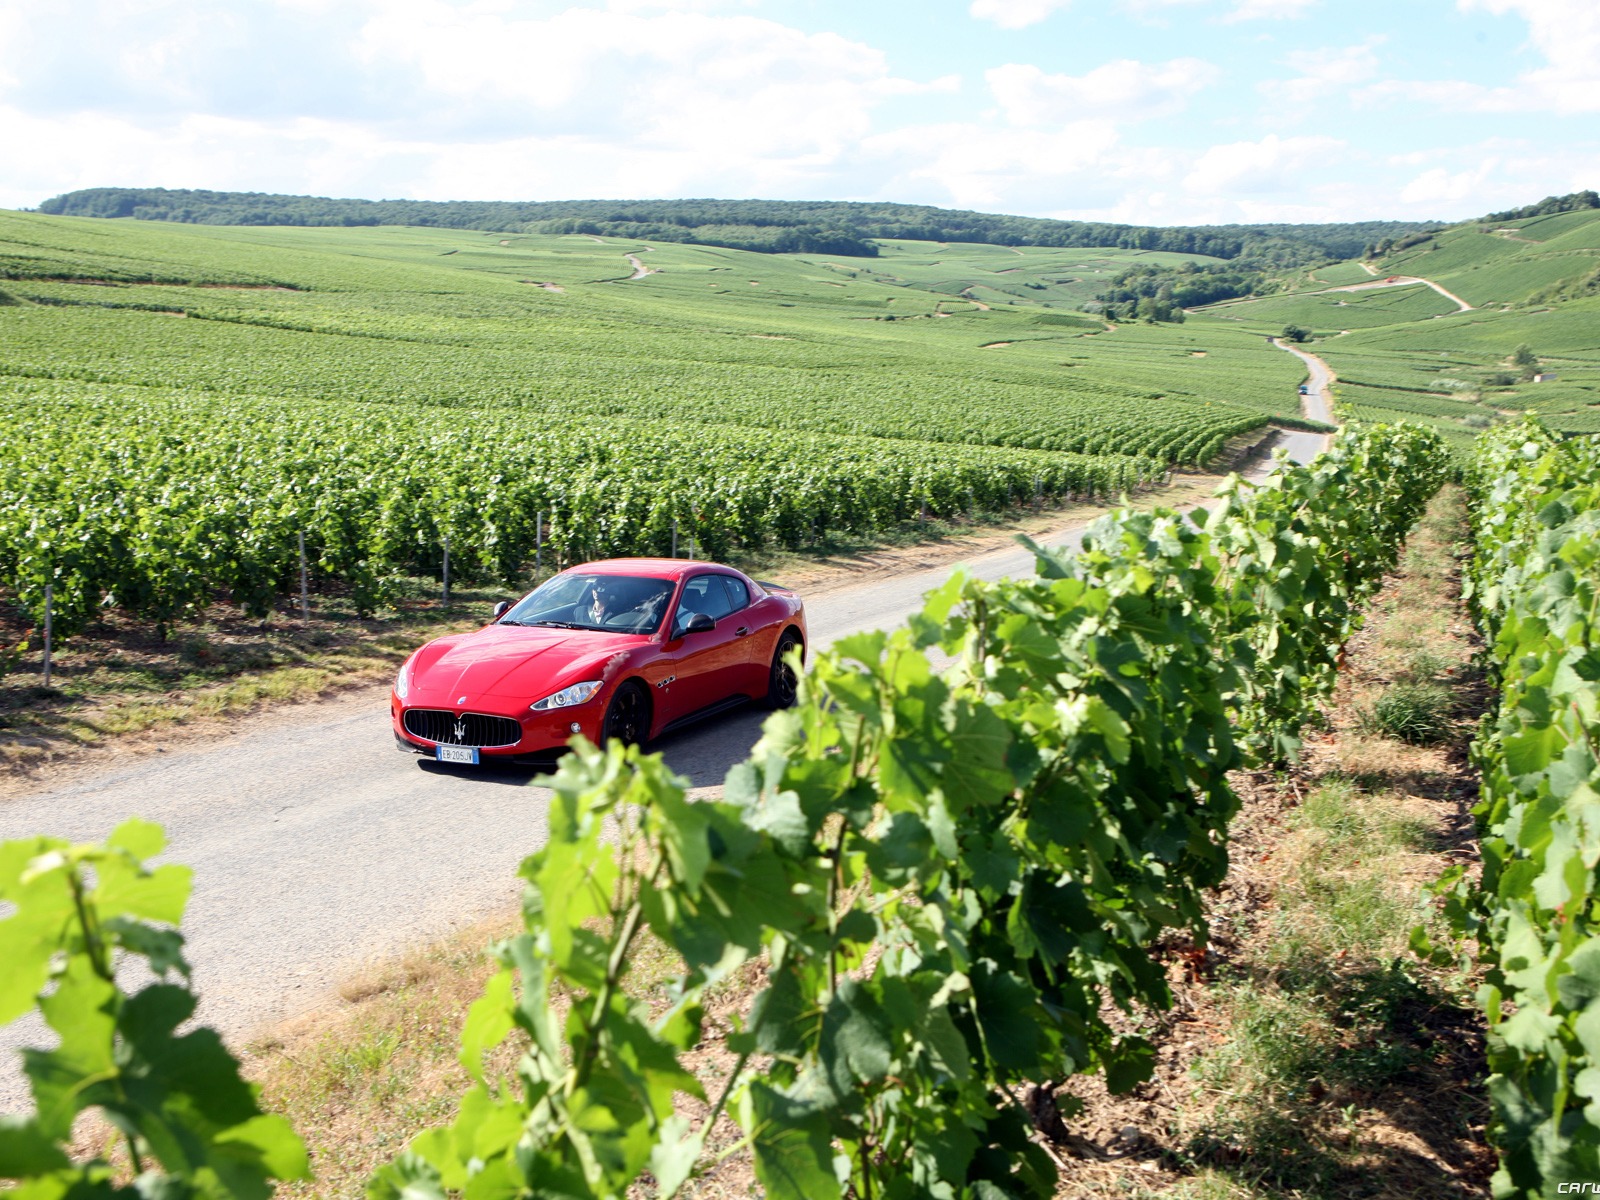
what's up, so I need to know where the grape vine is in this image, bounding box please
[1427,420,1600,1195]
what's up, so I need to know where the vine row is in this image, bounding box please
[0,382,1159,639]
[1431,420,1600,1195]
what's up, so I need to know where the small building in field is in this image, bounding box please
[1533,373,1559,383]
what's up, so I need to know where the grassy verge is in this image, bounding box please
[1052,484,1492,1198]
[234,915,763,1199]
[0,577,503,775]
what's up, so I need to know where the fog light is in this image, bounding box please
[570,722,581,733]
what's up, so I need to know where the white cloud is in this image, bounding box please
[1400,163,1500,207]
[1458,0,1600,111]
[1394,140,1600,212]
[351,2,915,160]
[1362,0,1600,114]
[986,58,1219,124]
[0,0,1593,226]
[1223,0,1318,21]
[0,0,954,204]
[0,107,413,210]
[861,119,1134,212]
[1266,38,1382,104]
[968,0,1073,30]
[1183,133,1345,194]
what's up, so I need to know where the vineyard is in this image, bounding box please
[1430,420,1600,1196]
[1202,281,1461,333]
[1375,211,1600,308]
[1309,300,1600,440]
[0,379,1157,637]
[0,423,1453,1198]
[0,212,1313,638]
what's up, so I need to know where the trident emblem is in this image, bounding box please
[452,719,467,743]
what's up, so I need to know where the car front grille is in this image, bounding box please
[403,709,522,749]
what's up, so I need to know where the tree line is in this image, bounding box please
[36,187,1429,262]
[1480,189,1599,223]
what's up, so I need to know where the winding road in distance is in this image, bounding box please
[0,381,1334,1111]
[1276,337,1337,427]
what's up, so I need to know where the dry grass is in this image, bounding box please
[237,911,770,1199]
[0,579,501,779]
[244,915,520,1197]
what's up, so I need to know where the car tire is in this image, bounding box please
[763,630,803,710]
[601,681,650,748]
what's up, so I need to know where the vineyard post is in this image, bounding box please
[535,512,543,581]
[42,583,52,689]
[671,518,678,559]
[1034,476,1042,509]
[442,536,450,605]
[297,532,309,623]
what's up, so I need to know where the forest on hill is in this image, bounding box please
[36,187,1429,262]
[1482,188,1599,222]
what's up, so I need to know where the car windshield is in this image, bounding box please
[500,573,675,635]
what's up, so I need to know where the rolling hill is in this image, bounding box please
[1184,196,1600,444]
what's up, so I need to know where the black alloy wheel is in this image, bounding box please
[601,682,649,747]
[765,631,803,709]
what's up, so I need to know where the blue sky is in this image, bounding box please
[1,0,1595,224]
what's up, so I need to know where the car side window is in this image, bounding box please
[697,576,737,621]
[719,576,749,613]
[673,575,735,634]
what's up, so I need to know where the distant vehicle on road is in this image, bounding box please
[393,559,807,765]
[1298,384,1310,395]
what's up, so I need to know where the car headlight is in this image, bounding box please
[531,681,603,711]
[395,660,412,700]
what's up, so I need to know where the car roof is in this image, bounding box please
[568,558,738,581]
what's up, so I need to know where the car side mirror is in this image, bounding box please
[684,613,715,634]
[492,600,512,621]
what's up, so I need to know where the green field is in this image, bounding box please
[1198,281,1460,333]
[1304,299,1600,435]
[0,211,1315,633]
[1300,261,1378,287]
[867,239,1225,310]
[1374,209,1600,306]
[1177,206,1600,440]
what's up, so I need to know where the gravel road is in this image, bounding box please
[0,424,1329,1112]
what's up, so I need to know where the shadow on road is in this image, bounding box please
[412,704,769,791]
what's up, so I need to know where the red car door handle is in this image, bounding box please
[735,626,750,637]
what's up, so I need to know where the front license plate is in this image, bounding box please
[436,745,479,765]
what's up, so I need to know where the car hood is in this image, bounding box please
[409,625,638,702]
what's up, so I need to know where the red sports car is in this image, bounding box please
[392,559,807,765]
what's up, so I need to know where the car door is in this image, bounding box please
[716,574,770,695]
[656,574,745,720]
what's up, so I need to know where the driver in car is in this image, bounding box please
[579,579,667,631]
[579,580,622,626]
